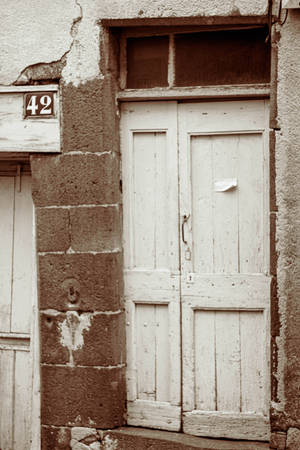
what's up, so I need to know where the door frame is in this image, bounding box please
[119,90,271,441]
[31,201,40,450]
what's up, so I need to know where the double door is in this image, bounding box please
[121,100,270,440]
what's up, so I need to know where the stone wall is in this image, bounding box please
[269,8,300,450]
[32,29,126,447]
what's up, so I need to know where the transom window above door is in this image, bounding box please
[120,27,271,89]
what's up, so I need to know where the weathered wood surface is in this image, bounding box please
[0,91,60,152]
[118,84,270,101]
[121,102,181,431]
[183,412,269,441]
[0,174,37,450]
[121,100,270,440]
[127,400,181,431]
[180,100,270,440]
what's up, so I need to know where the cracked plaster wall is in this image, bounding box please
[1,0,79,85]
[1,0,269,86]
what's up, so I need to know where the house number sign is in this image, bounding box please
[24,92,55,118]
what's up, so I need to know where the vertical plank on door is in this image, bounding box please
[0,350,14,449]
[213,136,239,273]
[238,134,264,274]
[132,133,156,269]
[136,304,156,400]
[194,310,216,411]
[132,132,169,270]
[216,311,241,412]
[155,304,169,402]
[0,177,14,332]
[190,137,213,273]
[14,350,32,450]
[11,175,33,333]
[240,311,264,414]
[154,133,169,270]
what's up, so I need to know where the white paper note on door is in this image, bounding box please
[214,178,237,192]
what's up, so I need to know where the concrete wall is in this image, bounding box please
[1,0,300,449]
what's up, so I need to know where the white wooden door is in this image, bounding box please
[121,102,181,431]
[179,100,270,440]
[121,100,270,440]
[0,173,37,450]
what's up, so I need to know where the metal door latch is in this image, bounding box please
[182,214,190,244]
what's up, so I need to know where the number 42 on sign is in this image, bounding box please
[24,92,55,118]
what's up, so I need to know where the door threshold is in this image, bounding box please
[103,427,270,449]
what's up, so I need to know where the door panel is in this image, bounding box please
[179,101,270,440]
[121,102,181,431]
[11,175,33,334]
[0,177,14,332]
[121,100,270,440]
[0,174,35,450]
[192,309,265,413]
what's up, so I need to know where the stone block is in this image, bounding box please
[41,365,126,428]
[36,207,70,252]
[73,312,125,367]
[90,442,101,450]
[71,427,100,449]
[40,311,125,367]
[31,153,120,207]
[40,311,70,365]
[71,427,97,443]
[69,206,121,252]
[38,253,123,312]
[72,443,89,450]
[270,431,287,449]
[103,427,270,449]
[287,427,300,450]
[285,342,300,420]
[61,78,119,154]
[41,425,71,450]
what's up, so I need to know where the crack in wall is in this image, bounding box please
[13,0,83,85]
[73,0,83,36]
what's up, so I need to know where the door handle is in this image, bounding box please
[182,214,190,245]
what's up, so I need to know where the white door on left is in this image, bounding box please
[0,173,37,450]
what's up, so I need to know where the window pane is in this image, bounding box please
[127,36,169,88]
[175,28,270,86]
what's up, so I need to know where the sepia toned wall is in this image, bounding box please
[1,0,300,449]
